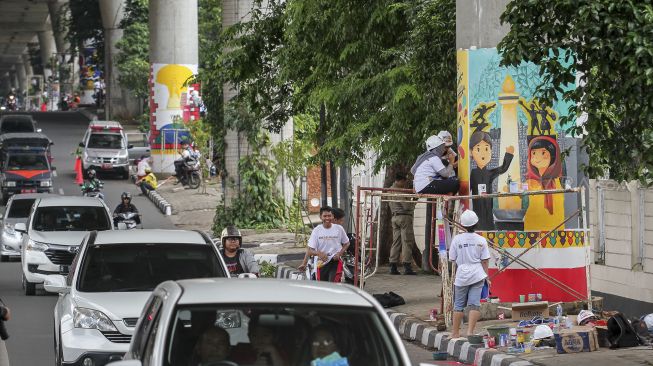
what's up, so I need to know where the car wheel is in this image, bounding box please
[122,168,130,180]
[188,171,201,189]
[23,273,36,296]
[0,255,7,262]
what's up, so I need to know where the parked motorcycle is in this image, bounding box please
[5,95,16,111]
[179,159,201,189]
[115,212,141,230]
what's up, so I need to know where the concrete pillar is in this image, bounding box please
[16,63,27,95]
[100,0,139,120]
[455,0,510,49]
[1,75,10,95]
[37,28,57,81]
[222,0,254,203]
[48,0,77,94]
[148,0,199,174]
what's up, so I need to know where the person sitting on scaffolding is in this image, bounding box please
[448,209,491,338]
[411,135,459,195]
[299,206,350,282]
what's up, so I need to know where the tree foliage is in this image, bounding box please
[66,0,104,54]
[219,0,456,171]
[499,0,653,184]
[115,0,150,100]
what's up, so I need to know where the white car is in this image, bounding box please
[107,279,413,366]
[16,196,113,295]
[0,193,52,261]
[80,121,132,179]
[44,229,230,366]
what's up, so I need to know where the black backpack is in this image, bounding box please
[607,313,643,348]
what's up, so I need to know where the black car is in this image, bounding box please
[0,115,39,135]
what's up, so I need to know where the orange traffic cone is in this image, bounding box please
[74,157,84,184]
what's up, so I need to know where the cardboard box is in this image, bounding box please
[554,328,599,354]
[511,301,549,320]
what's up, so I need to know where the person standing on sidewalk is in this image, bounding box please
[448,210,490,339]
[302,206,350,282]
[389,172,417,275]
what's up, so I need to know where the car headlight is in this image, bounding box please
[3,223,15,235]
[40,180,52,187]
[118,156,128,164]
[26,239,49,252]
[73,308,117,332]
[2,181,16,187]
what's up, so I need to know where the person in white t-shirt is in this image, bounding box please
[448,210,490,338]
[410,135,459,195]
[303,206,350,282]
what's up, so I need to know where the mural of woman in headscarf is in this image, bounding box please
[469,130,514,230]
[524,135,565,230]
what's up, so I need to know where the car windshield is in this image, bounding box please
[77,244,227,292]
[32,206,111,231]
[7,198,36,218]
[87,133,124,149]
[0,119,34,133]
[6,154,48,170]
[166,305,400,366]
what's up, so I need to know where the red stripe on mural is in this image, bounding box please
[487,267,588,303]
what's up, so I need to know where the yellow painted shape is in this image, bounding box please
[524,179,565,230]
[457,50,470,203]
[156,64,194,110]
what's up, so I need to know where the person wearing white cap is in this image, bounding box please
[438,130,457,174]
[410,135,459,195]
[448,210,491,338]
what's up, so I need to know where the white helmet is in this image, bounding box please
[425,135,445,151]
[577,310,597,325]
[533,324,554,340]
[460,210,479,227]
[438,130,453,146]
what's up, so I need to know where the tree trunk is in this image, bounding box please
[319,104,328,207]
[339,166,351,231]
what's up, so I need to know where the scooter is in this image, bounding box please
[115,212,141,230]
[80,181,104,200]
[179,159,201,189]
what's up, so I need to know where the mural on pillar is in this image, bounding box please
[457,48,575,232]
[148,63,199,150]
[78,47,102,105]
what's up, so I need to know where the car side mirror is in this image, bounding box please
[79,142,84,147]
[128,144,134,149]
[106,360,143,366]
[44,275,69,294]
[14,223,26,233]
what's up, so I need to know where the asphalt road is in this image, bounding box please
[0,111,435,365]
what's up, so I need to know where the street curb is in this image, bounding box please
[385,309,534,366]
[146,189,172,215]
[275,264,308,280]
[76,108,98,121]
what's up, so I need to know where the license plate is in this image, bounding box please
[59,265,69,274]
[101,163,113,169]
[21,189,36,193]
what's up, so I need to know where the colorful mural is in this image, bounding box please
[148,63,199,173]
[78,47,102,105]
[456,48,585,302]
[457,48,575,232]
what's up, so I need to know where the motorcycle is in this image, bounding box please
[179,158,201,189]
[115,212,141,230]
[80,181,104,200]
[341,252,373,285]
[5,95,16,111]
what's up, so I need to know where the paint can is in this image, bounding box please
[528,293,537,302]
[499,333,509,347]
[536,293,543,301]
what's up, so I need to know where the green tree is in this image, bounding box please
[499,0,653,184]
[66,0,104,55]
[115,0,150,101]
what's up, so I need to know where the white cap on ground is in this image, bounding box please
[438,130,453,146]
[460,210,479,227]
[425,135,445,151]
[577,309,597,325]
[533,324,554,339]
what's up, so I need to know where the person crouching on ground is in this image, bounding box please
[136,155,151,181]
[302,206,350,282]
[448,210,490,338]
[136,167,157,195]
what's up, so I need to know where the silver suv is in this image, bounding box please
[16,196,113,295]
[80,121,132,179]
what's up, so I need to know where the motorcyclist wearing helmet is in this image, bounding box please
[220,226,259,276]
[80,169,104,195]
[113,192,141,226]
